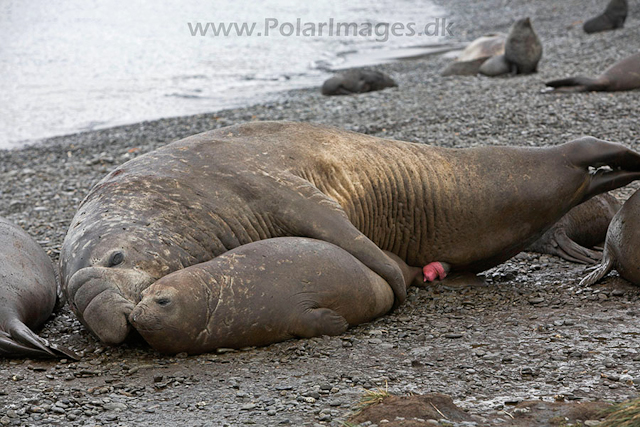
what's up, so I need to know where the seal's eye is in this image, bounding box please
[108,251,125,267]
[156,297,170,306]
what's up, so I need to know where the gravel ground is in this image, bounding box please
[1,0,640,425]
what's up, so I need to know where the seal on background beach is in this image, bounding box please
[480,18,542,76]
[129,237,399,354]
[321,70,397,96]
[545,52,640,92]
[0,217,76,359]
[583,0,628,34]
[440,33,506,76]
[527,193,621,264]
[60,121,640,345]
[580,189,640,286]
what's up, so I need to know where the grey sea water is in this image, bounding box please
[0,0,446,148]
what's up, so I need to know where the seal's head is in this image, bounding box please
[63,231,162,344]
[60,176,207,345]
[129,275,209,354]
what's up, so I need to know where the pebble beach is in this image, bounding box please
[1,0,640,425]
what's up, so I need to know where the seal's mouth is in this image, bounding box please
[129,302,167,333]
[65,266,155,344]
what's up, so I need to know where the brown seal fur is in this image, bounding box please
[545,52,640,92]
[129,237,398,354]
[583,0,628,34]
[527,193,621,264]
[581,189,640,286]
[0,217,76,358]
[60,121,640,345]
[480,18,543,76]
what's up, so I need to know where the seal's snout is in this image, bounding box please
[65,266,155,344]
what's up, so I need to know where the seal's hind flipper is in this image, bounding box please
[1,321,79,359]
[579,253,614,286]
[552,230,602,264]
[545,76,605,92]
[294,308,349,338]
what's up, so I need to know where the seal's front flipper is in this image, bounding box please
[278,176,407,308]
[294,308,349,338]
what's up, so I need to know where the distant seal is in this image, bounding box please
[321,70,397,96]
[527,193,621,264]
[441,33,506,76]
[545,52,640,92]
[60,121,640,345]
[0,217,76,358]
[478,55,511,77]
[580,189,640,286]
[583,0,628,34]
[129,238,398,354]
[479,18,542,76]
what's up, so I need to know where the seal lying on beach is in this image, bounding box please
[440,33,506,76]
[545,52,640,92]
[527,193,621,264]
[583,0,628,34]
[321,70,397,96]
[0,217,76,359]
[580,189,640,286]
[479,18,542,76]
[129,237,402,354]
[60,121,640,345]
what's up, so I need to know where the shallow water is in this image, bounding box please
[0,0,446,148]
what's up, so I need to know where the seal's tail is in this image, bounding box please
[0,320,78,360]
[545,76,602,92]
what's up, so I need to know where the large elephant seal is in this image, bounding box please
[129,237,398,354]
[0,217,76,358]
[321,70,397,96]
[583,0,628,34]
[545,52,640,92]
[60,121,640,345]
[527,193,621,264]
[480,18,542,76]
[440,33,506,76]
[580,189,640,286]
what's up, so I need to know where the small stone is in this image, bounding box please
[528,297,545,305]
[444,333,463,339]
[103,402,127,411]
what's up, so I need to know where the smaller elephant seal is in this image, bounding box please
[527,193,621,264]
[441,33,506,76]
[479,18,542,76]
[583,0,628,34]
[129,237,403,354]
[545,52,640,92]
[580,189,640,286]
[0,217,77,359]
[321,70,397,96]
